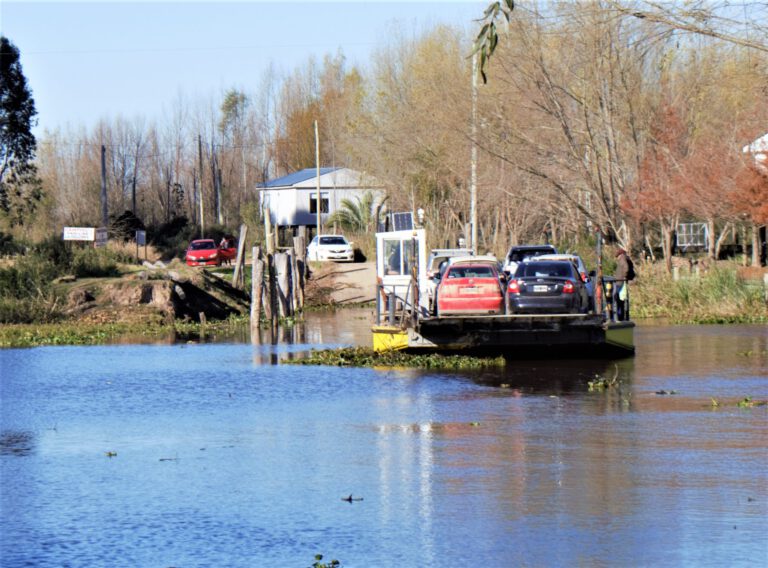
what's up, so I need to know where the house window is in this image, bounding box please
[677,222,708,250]
[309,193,329,214]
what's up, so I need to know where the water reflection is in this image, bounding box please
[1,318,765,567]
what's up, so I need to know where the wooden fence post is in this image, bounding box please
[267,252,277,325]
[232,223,248,289]
[275,252,292,317]
[251,246,264,328]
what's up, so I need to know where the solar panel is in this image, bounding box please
[390,212,413,231]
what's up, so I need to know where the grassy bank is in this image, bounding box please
[0,316,252,348]
[630,263,767,323]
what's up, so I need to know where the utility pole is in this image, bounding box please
[100,144,108,227]
[470,52,478,254]
[314,120,321,235]
[198,134,205,238]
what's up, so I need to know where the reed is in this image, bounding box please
[631,264,767,323]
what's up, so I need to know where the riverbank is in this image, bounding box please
[1,256,765,348]
[630,261,768,323]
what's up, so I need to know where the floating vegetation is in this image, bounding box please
[587,366,621,391]
[310,554,340,568]
[288,346,506,369]
[737,349,768,357]
[737,396,768,408]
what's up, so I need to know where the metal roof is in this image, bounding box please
[259,167,341,188]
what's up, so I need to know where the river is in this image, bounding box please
[1,311,766,567]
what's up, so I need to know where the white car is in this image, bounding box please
[307,234,355,262]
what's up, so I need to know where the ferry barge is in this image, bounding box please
[372,228,634,357]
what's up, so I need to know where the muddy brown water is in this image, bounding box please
[1,311,766,567]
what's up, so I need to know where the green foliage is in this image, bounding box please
[0,241,131,323]
[289,346,506,369]
[0,36,43,226]
[472,1,515,83]
[109,210,146,241]
[310,554,340,568]
[326,190,385,234]
[70,247,121,278]
[631,265,767,323]
[0,231,24,255]
[587,366,621,391]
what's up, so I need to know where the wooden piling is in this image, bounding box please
[275,252,292,317]
[250,246,264,328]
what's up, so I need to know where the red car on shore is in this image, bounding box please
[185,239,236,267]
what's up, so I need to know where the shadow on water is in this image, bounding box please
[0,430,36,457]
[469,356,636,395]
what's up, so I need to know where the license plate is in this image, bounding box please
[533,285,548,293]
[461,286,480,294]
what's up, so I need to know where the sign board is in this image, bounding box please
[94,228,108,248]
[136,230,146,246]
[63,227,96,241]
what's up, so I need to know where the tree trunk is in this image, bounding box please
[661,222,673,274]
[752,223,760,267]
[707,218,716,260]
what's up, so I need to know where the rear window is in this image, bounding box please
[189,241,216,250]
[507,247,556,263]
[319,236,347,245]
[517,262,574,278]
[447,265,496,279]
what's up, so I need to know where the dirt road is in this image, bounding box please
[308,261,377,305]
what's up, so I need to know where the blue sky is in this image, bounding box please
[1,1,485,135]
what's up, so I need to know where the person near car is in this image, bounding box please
[614,249,630,321]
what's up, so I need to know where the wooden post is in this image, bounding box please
[265,207,274,254]
[251,246,264,328]
[275,252,292,317]
[232,223,248,289]
[267,253,277,325]
[292,236,305,310]
[287,248,298,314]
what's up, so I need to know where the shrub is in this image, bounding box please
[71,247,120,278]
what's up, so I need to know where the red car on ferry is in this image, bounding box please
[435,256,506,316]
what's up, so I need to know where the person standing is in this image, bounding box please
[614,249,633,321]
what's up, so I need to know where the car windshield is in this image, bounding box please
[319,236,347,245]
[189,241,216,250]
[517,262,574,278]
[508,248,555,263]
[447,265,495,279]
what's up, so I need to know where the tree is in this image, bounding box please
[0,36,42,227]
[326,190,386,233]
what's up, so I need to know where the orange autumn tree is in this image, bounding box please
[677,137,742,259]
[733,160,768,224]
[623,101,690,273]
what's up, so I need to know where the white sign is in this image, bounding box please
[63,227,96,241]
[136,230,146,246]
[95,228,108,248]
